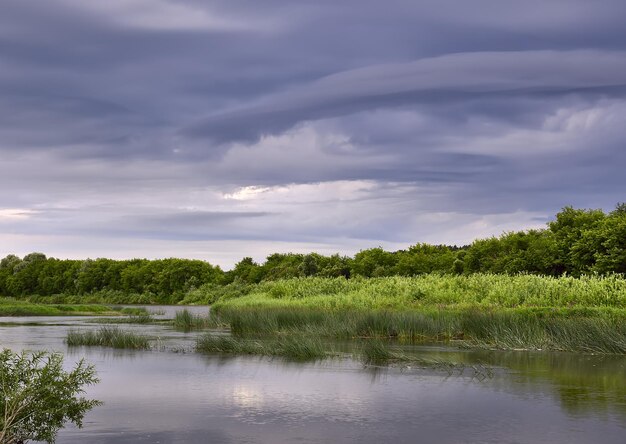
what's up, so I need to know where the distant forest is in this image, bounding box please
[1,205,625,303]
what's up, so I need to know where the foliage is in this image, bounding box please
[0,257,223,303]
[1,204,625,304]
[0,349,101,444]
[178,281,253,305]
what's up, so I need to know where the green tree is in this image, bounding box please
[583,206,626,274]
[0,349,101,444]
[394,244,457,275]
[351,248,397,277]
[298,254,319,277]
[262,253,303,280]
[228,257,264,284]
[549,206,606,275]
[316,254,351,278]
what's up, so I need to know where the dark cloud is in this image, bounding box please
[1,0,626,265]
[183,51,626,143]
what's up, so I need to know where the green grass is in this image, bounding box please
[65,327,151,349]
[0,298,118,316]
[211,274,626,311]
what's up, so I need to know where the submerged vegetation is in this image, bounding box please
[66,327,151,349]
[196,334,492,379]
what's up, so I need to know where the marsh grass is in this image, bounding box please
[356,340,490,376]
[173,309,223,331]
[209,306,626,354]
[205,274,626,354]
[360,340,397,365]
[66,327,151,349]
[196,334,329,361]
[471,316,626,354]
[196,333,487,376]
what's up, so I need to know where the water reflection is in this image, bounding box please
[398,347,626,419]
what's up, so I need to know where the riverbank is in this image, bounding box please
[0,298,141,316]
[6,274,626,354]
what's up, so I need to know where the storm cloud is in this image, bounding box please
[1,0,625,267]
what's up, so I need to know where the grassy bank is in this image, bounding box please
[26,290,157,305]
[202,275,626,354]
[66,327,151,349]
[0,298,120,316]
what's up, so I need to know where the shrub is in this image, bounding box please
[0,349,101,444]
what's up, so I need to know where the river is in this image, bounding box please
[1,306,624,443]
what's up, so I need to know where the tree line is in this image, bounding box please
[1,204,624,302]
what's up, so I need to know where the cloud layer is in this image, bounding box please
[1,0,625,267]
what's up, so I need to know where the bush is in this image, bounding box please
[0,349,101,443]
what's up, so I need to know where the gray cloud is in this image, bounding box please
[1,0,626,266]
[184,51,626,143]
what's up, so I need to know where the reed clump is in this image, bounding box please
[196,333,483,375]
[65,327,151,349]
[208,306,626,354]
[173,309,221,331]
[196,334,329,361]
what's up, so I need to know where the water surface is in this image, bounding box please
[0,306,624,443]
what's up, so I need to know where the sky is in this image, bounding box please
[1,0,626,268]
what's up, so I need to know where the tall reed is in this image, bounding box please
[209,306,626,354]
[66,327,151,349]
[196,334,328,361]
[173,309,220,331]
